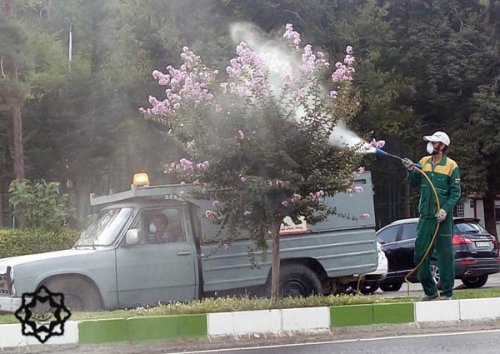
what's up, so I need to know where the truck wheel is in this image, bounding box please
[279,264,323,297]
[42,276,103,312]
[359,281,380,295]
[462,274,488,288]
[380,282,402,292]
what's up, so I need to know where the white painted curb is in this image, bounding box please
[207,307,330,336]
[459,298,500,320]
[0,320,79,349]
[415,300,460,322]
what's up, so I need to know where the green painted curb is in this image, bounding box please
[78,318,128,344]
[178,314,208,337]
[373,303,414,324]
[127,316,179,341]
[330,304,374,327]
[78,314,208,343]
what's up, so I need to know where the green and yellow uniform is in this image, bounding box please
[408,154,461,297]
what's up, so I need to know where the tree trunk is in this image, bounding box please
[4,0,25,180]
[11,102,25,180]
[483,193,497,238]
[270,223,281,303]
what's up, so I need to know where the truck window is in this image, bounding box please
[76,208,133,246]
[132,208,185,244]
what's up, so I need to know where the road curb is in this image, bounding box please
[2,298,500,348]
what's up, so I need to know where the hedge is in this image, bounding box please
[0,228,79,259]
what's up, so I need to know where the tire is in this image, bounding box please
[359,281,380,295]
[279,264,323,297]
[462,274,488,289]
[380,281,403,292]
[41,276,103,311]
[430,261,442,290]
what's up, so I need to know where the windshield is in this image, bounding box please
[454,222,488,235]
[76,208,134,246]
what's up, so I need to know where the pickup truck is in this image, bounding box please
[0,172,378,312]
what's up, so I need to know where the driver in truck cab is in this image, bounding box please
[147,213,173,244]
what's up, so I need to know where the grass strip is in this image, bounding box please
[1,287,500,325]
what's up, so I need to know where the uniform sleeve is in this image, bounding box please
[442,165,461,215]
[407,158,423,188]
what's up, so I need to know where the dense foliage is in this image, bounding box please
[0,0,499,233]
[0,227,78,258]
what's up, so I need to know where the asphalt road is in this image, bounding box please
[179,329,500,354]
[375,272,500,298]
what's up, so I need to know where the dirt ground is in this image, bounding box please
[5,319,500,354]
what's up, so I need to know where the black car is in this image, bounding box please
[377,217,500,291]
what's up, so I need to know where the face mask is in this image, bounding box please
[149,223,157,233]
[426,142,436,155]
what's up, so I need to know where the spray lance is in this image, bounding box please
[373,148,442,296]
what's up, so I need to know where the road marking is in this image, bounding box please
[171,328,500,353]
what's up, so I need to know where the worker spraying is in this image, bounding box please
[401,131,461,300]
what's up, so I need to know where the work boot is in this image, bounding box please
[421,293,439,301]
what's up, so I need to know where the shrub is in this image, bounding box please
[9,179,69,230]
[0,228,79,259]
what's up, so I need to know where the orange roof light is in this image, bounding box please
[133,173,150,187]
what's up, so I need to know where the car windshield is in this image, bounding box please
[76,208,134,246]
[454,222,488,234]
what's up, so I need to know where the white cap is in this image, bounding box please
[423,131,450,146]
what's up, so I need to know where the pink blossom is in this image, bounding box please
[240,176,247,182]
[282,73,294,85]
[353,186,364,193]
[300,44,329,79]
[204,210,218,221]
[314,190,325,200]
[221,42,269,98]
[283,23,301,48]
[186,140,196,149]
[244,210,252,217]
[330,90,339,99]
[369,139,386,149]
[275,180,285,188]
[357,166,365,175]
[291,193,302,203]
[281,200,289,207]
[346,46,353,55]
[179,158,194,171]
[201,161,210,170]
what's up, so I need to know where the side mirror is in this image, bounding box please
[125,229,140,246]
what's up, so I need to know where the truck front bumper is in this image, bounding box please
[0,296,22,313]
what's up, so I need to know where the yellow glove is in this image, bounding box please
[436,208,447,223]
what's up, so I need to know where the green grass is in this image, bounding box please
[1,287,500,325]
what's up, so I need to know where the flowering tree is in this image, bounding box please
[141,24,362,301]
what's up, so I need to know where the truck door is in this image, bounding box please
[115,206,197,307]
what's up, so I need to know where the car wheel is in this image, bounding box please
[279,264,323,297]
[359,281,380,295]
[462,274,488,289]
[380,282,403,292]
[42,276,103,311]
[430,261,442,290]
